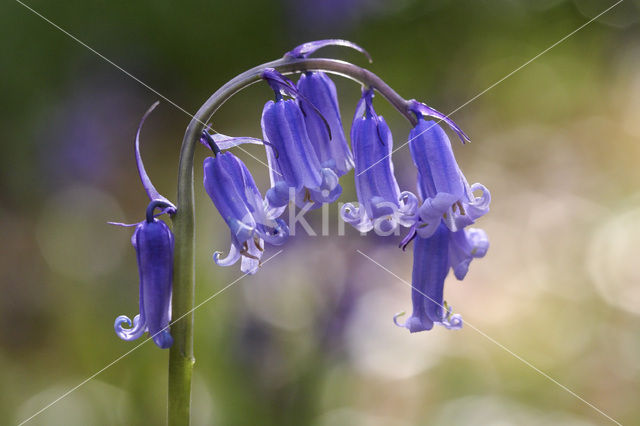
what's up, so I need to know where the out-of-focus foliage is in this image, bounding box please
[1,0,639,424]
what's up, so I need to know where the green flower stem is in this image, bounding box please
[168,56,415,426]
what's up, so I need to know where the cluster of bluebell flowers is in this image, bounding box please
[114,40,491,347]
[394,106,490,332]
[197,40,491,333]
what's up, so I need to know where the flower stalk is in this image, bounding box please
[168,55,425,425]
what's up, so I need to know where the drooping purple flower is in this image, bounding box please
[297,72,354,177]
[112,102,176,348]
[286,39,373,178]
[260,68,342,210]
[114,200,174,349]
[341,88,416,234]
[394,224,462,333]
[203,150,288,274]
[407,116,490,237]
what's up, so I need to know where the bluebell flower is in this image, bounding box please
[395,224,462,332]
[112,102,176,349]
[407,112,490,237]
[203,147,288,274]
[297,71,354,177]
[260,68,342,210]
[286,40,371,178]
[340,88,416,233]
[114,200,175,348]
[394,224,489,333]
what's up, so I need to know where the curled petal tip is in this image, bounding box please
[115,315,132,329]
[469,183,491,210]
[440,302,463,330]
[285,39,372,63]
[114,314,146,341]
[213,244,241,267]
[340,202,363,224]
[442,313,463,330]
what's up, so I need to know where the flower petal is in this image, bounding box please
[449,227,489,280]
[465,183,491,219]
[240,238,262,274]
[114,314,146,341]
[266,181,291,208]
[340,202,373,232]
[261,99,324,191]
[213,240,241,267]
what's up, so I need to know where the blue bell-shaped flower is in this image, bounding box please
[260,69,342,210]
[408,113,490,237]
[394,224,462,333]
[115,201,174,349]
[297,71,354,177]
[203,150,288,274]
[112,102,176,349]
[341,88,416,234]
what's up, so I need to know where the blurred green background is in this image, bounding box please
[2,0,640,425]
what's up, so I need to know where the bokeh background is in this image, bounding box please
[2,0,640,425]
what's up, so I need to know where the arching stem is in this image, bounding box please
[168,56,415,426]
